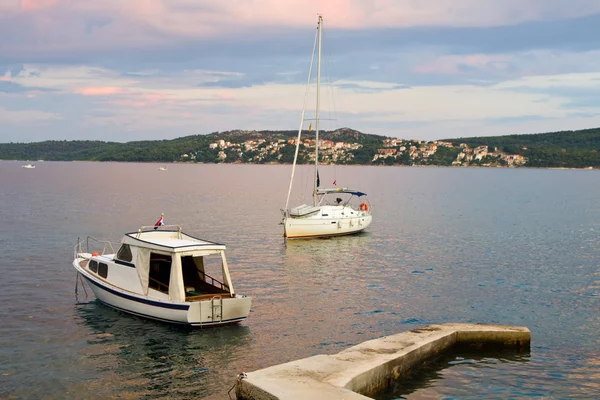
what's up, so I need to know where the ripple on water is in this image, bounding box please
[0,163,599,399]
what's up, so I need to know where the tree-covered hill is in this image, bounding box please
[0,128,387,163]
[1,126,599,168]
[444,127,600,168]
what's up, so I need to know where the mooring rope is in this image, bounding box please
[227,372,247,399]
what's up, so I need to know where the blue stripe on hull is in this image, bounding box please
[82,275,247,327]
[96,299,246,327]
[286,228,367,239]
[82,275,189,310]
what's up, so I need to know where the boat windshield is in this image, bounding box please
[317,191,368,207]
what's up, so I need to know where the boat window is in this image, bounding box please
[149,253,172,294]
[116,244,133,262]
[89,259,98,273]
[98,263,108,278]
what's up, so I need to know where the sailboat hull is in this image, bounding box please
[284,213,372,239]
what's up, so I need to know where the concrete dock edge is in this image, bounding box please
[235,323,531,400]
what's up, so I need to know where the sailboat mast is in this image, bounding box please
[283,22,319,216]
[313,15,323,206]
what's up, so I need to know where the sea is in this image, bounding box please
[0,161,598,399]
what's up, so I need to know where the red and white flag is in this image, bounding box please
[153,214,164,230]
[333,179,337,185]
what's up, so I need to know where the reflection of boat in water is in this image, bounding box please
[282,232,373,269]
[73,224,251,327]
[158,166,168,171]
[73,302,252,398]
[21,164,35,169]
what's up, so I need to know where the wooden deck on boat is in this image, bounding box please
[185,293,233,301]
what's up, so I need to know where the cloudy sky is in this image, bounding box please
[1,0,600,143]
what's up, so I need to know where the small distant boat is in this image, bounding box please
[158,166,168,171]
[21,164,35,169]
[72,223,252,326]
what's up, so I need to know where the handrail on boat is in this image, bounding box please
[149,276,169,293]
[199,270,230,292]
[74,237,83,260]
[86,236,116,255]
[74,236,116,258]
[136,224,182,239]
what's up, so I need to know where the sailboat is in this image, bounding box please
[281,16,372,239]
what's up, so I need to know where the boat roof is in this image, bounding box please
[317,188,367,197]
[122,228,226,253]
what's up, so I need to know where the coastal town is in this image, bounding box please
[178,130,528,167]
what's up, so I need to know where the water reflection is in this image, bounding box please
[72,302,252,399]
[275,232,403,356]
[3,163,600,399]
[282,232,374,268]
[374,349,531,400]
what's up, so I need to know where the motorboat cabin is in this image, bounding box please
[73,225,251,326]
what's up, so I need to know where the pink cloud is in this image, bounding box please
[109,91,169,108]
[74,86,123,96]
[20,0,57,11]
[213,92,235,100]
[8,0,600,46]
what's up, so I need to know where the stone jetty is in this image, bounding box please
[235,323,531,399]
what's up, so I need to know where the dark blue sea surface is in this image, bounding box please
[0,161,598,399]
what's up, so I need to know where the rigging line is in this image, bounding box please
[284,20,319,214]
[323,25,339,133]
[321,21,339,180]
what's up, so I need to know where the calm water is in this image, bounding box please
[0,161,598,399]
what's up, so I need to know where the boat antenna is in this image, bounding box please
[283,17,319,215]
[313,15,323,206]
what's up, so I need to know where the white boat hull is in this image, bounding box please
[73,258,251,327]
[284,213,372,239]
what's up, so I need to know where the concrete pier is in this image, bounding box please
[235,323,530,400]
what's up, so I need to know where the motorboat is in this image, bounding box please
[158,166,168,171]
[21,164,35,169]
[73,224,251,326]
[281,15,373,239]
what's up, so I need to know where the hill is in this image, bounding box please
[444,127,600,168]
[0,128,387,164]
[1,127,599,168]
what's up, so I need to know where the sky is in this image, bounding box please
[1,0,600,143]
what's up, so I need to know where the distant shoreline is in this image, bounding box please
[3,159,596,170]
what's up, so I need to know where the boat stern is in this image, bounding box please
[187,295,251,326]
